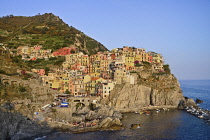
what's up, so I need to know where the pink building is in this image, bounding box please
[148,55,153,63]
[33,45,42,50]
[37,69,45,76]
[96,83,103,96]
[71,63,81,70]
[69,81,75,96]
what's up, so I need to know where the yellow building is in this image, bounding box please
[100,59,112,72]
[90,54,100,62]
[17,46,31,55]
[49,79,60,90]
[65,53,81,64]
[81,55,89,66]
[147,52,163,64]
[60,77,70,93]
[73,79,85,96]
[89,77,104,95]
[90,72,101,78]
[102,81,116,98]
[134,54,141,62]
[114,69,130,84]
[84,75,91,83]
[125,56,134,70]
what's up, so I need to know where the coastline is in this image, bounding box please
[43,105,178,134]
[117,105,178,113]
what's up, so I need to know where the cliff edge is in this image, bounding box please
[103,67,184,112]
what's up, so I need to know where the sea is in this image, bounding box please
[35,80,210,140]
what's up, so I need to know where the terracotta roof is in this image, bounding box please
[91,77,100,81]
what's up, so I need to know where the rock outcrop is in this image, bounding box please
[50,105,123,133]
[103,74,184,112]
[0,108,52,140]
[196,98,203,104]
[178,97,197,109]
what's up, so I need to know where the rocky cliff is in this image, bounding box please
[0,107,52,140]
[103,69,184,112]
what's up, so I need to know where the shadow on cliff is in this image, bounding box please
[0,105,52,140]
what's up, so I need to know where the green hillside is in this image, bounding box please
[0,13,108,55]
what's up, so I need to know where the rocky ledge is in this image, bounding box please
[102,74,184,112]
[179,97,210,122]
[47,105,123,133]
[0,103,123,139]
[0,108,52,140]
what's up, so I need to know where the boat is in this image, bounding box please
[156,109,160,113]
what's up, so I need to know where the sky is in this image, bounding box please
[1,0,210,80]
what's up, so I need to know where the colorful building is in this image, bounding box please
[53,47,76,56]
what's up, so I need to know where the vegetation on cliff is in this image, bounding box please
[102,62,184,111]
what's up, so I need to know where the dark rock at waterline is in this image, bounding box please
[178,97,197,109]
[196,99,203,103]
[185,98,197,106]
[0,108,52,140]
[130,124,142,129]
[1,102,14,111]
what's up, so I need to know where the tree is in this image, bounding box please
[64,89,70,94]
[134,60,142,67]
[163,64,171,74]
[70,49,75,54]
[44,67,50,75]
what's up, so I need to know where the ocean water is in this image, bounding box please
[37,80,210,140]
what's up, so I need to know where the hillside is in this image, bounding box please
[0,13,108,55]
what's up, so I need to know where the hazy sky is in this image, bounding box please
[1,0,210,80]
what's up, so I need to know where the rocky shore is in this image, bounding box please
[0,103,123,139]
[45,104,124,133]
[0,108,52,140]
[179,97,210,123]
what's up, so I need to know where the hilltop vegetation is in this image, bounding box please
[0,13,108,55]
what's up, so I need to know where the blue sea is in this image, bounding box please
[36,80,210,140]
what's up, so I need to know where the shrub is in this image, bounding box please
[130,71,137,73]
[49,57,57,61]
[18,86,27,92]
[163,64,171,74]
[0,70,6,74]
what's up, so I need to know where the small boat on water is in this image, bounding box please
[156,109,160,113]
[163,108,169,111]
[145,111,150,114]
[139,111,144,114]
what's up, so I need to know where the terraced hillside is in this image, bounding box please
[0,13,108,55]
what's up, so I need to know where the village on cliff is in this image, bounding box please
[12,45,165,98]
